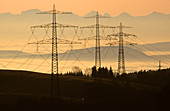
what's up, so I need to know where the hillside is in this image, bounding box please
[59,46,152,62]
[1,43,170,63]
[0,50,30,58]
[137,42,170,52]
[0,69,170,111]
[0,46,153,61]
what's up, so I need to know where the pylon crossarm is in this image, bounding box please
[80,25,115,29]
[124,41,137,46]
[116,26,132,28]
[31,23,78,29]
[123,33,137,37]
[80,25,96,28]
[107,33,119,37]
[28,38,51,44]
[31,23,52,28]
[99,25,116,29]
[100,36,117,40]
[58,39,81,44]
[108,32,136,37]
[57,23,78,28]
[78,35,116,40]
[28,38,81,45]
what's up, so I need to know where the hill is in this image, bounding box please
[137,42,170,52]
[59,46,152,62]
[0,50,30,58]
[1,41,170,63]
[0,69,170,110]
[0,46,153,61]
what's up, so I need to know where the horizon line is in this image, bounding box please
[1,9,170,17]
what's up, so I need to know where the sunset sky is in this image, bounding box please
[0,0,170,73]
[1,0,170,16]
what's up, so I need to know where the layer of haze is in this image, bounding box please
[1,0,170,16]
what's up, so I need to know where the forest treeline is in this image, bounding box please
[64,66,170,86]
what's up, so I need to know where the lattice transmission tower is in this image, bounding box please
[28,5,81,98]
[107,22,137,74]
[158,60,161,71]
[79,12,116,68]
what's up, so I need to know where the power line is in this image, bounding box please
[137,38,170,61]
[134,45,170,66]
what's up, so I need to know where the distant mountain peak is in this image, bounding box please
[117,12,132,17]
[84,11,112,17]
[21,9,41,15]
[104,13,112,17]
[149,11,165,16]
[84,11,101,17]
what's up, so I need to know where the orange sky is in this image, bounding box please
[1,0,170,16]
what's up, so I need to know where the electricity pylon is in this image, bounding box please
[79,12,116,68]
[158,60,161,71]
[28,5,81,98]
[107,22,137,74]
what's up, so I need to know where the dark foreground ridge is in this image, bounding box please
[0,69,170,111]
